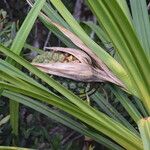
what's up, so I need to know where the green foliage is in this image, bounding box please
[0,9,17,47]
[0,0,150,149]
[138,118,150,150]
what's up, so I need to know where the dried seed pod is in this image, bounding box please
[31,51,99,99]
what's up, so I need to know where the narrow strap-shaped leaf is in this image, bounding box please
[92,92,140,136]
[24,43,44,54]
[7,0,46,59]
[0,71,70,107]
[87,0,150,113]
[0,115,10,126]
[111,86,143,123]
[0,146,33,150]
[2,90,124,150]
[0,60,47,91]
[130,0,150,58]
[4,0,46,137]
[42,2,70,29]
[0,81,142,150]
[116,0,132,25]
[83,22,111,44]
[0,45,143,149]
[134,97,149,118]
[138,117,150,150]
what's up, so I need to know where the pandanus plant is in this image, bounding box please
[0,0,150,149]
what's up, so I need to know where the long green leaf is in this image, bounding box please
[2,90,124,150]
[138,118,150,150]
[0,59,52,93]
[0,146,33,150]
[83,21,111,44]
[92,92,139,136]
[0,45,143,149]
[0,115,10,126]
[5,0,46,136]
[24,43,44,54]
[116,0,132,25]
[87,0,150,113]
[7,0,46,59]
[42,2,70,29]
[111,86,142,123]
[0,81,142,150]
[133,97,149,118]
[130,0,150,58]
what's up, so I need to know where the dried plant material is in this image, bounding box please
[27,0,124,88]
[32,62,102,82]
[32,49,117,83]
[44,47,92,64]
